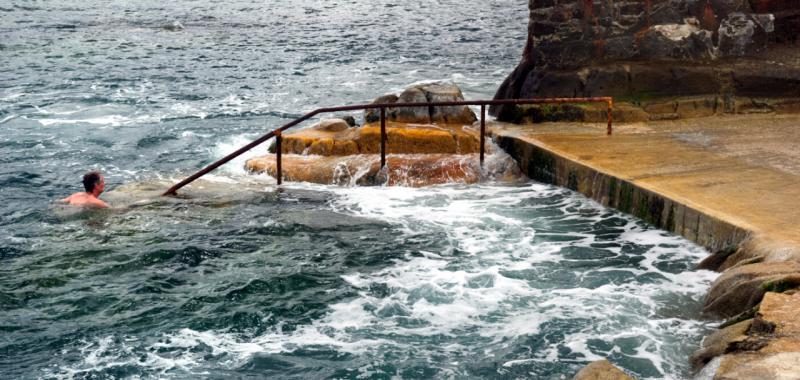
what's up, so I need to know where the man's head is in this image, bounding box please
[82,171,105,195]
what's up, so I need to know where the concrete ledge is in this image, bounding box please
[494,132,751,255]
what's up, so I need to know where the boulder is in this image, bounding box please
[703,261,800,318]
[395,86,430,123]
[718,12,770,56]
[638,24,715,60]
[712,291,800,379]
[690,319,752,371]
[313,118,350,132]
[364,82,477,125]
[245,153,521,187]
[571,360,635,380]
[715,352,800,380]
[271,120,482,156]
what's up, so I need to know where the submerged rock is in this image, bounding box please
[571,360,634,380]
[162,21,185,31]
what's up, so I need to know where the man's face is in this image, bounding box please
[96,175,105,194]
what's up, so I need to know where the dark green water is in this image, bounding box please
[1,1,717,379]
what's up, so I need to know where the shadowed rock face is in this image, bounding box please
[492,0,800,121]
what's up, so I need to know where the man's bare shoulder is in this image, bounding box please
[62,193,109,208]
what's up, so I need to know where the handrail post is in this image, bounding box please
[380,106,386,168]
[275,130,282,185]
[480,104,486,167]
[607,98,613,136]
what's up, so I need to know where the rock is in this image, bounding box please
[314,118,350,132]
[162,21,184,31]
[271,122,482,156]
[690,319,752,371]
[365,94,399,123]
[364,82,477,125]
[716,235,800,270]
[638,24,715,60]
[703,261,800,318]
[422,82,478,124]
[339,115,358,127]
[713,291,800,379]
[395,86,430,123]
[244,153,521,187]
[715,352,800,380]
[491,0,800,122]
[571,360,635,380]
[718,12,769,56]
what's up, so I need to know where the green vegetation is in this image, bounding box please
[761,277,800,293]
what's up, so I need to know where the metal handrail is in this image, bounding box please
[162,97,613,195]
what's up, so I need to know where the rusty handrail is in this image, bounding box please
[162,97,613,195]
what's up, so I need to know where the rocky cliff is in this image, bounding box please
[492,0,800,121]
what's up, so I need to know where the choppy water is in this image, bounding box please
[2,1,717,379]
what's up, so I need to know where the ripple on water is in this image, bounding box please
[28,184,717,379]
[0,1,716,379]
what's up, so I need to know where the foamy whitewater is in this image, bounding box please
[30,174,718,379]
[2,1,717,379]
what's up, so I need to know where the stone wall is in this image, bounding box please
[492,0,800,120]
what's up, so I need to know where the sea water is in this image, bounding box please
[1,1,716,378]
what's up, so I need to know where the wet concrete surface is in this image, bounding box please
[491,113,800,256]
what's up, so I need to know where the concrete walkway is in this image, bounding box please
[491,114,800,262]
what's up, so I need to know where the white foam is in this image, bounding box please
[36,115,146,127]
[53,181,717,379]
[207,134,276,181]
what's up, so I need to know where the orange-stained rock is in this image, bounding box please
[715,352,800,380]
[245,153,521,187]
[271,120,484,156]
[759,291,800,334]
[707,292,800,379]
[571,360,635,380]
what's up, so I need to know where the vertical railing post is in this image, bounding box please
[480,104,486,167]
[607,98,613,136]
[380,106,386,168]
[275,130,282,185]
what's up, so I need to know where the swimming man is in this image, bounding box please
[61,171,110,208]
